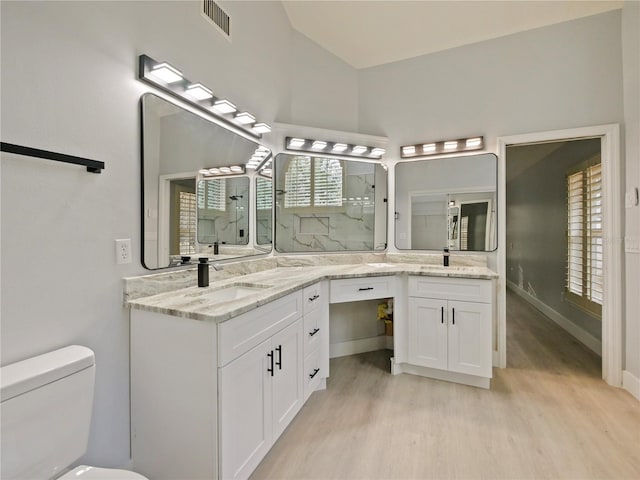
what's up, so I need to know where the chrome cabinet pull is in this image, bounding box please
[309,328,320,337]
[309,368,320,379]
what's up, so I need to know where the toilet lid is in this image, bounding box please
[58,465,149,480]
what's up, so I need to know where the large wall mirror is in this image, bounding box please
[395,153,497,252]
[141,93,272,269]
[274,153,387,252]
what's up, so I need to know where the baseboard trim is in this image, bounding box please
[391,357,490,389]
[330,335,389,358]
[623,370,640,401]
[507,281,602,356]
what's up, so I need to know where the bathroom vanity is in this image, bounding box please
[127,256,496,480]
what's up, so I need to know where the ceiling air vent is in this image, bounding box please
[202,0,231,39]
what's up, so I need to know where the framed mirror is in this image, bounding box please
[141,93,272,269]
[395,153,497,252]
[256,176,273,249]
[274,153,387,253]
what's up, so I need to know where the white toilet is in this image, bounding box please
[0,345,149,480]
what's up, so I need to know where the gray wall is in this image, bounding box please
[506,139,602,340]
[622,1,640,382]
[0,0,354,468]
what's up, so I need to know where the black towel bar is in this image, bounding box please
[1,142,105,174]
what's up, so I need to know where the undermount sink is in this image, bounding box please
[365,263,390,268]
[190,283,272,302]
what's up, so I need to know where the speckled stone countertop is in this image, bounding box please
[126,254,498,323]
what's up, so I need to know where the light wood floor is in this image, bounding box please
[251,291,640,479]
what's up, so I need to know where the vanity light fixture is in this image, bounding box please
[402,146,416,156]
[400,136,484,158]
[212,99,237,114]
[252,123,272,134]
[234,112,256,125]
[466,137,482,148]
[149,62,183,83]
[332,143,348,153]
[288,138,306,149]
[139,55,272,139]
[285,137,386,160]
[200,165,246,176]
[351,145,367,155]
[423,143,436,153]
[185,83,213,100]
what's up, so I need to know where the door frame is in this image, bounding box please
[497,124,622,387]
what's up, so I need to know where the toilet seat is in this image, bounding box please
[58,465,149,480]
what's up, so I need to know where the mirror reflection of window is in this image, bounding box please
[197,177,250,246]
[169,178,196,257]
[275,153,386,252]
[256,177,273,246]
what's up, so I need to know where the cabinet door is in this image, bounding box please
[219,340,273,480]
[271,319,304,441]
[447,300,492,377]
[408,297,448,370]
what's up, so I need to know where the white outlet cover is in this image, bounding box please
[115,238,132,264]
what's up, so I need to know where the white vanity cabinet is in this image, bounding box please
[131,290,308,480]
[406,276,493,387]
[301,282,329,400]
[219,318,303,480]
[217,291,304,480]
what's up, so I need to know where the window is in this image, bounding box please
[256,177,273,211]
[284,156,343,209]
[567,160,602,316]
[178,191,196,255]
[197,179,226,211]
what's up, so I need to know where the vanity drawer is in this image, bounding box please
[303,347,323,401]
[303,307,323,354]
[303,282,324,315]
[329,276,395,304]
[218,291,303,366]
[408,276,492,304]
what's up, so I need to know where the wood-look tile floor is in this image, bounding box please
[251,291,640,479]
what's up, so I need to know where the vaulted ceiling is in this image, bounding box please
[282,1,623,69]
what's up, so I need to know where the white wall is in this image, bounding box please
[289,30,359,132]
[0,0,352,468]
[622,1,640,387]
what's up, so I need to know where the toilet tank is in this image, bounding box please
[1,346,96,480]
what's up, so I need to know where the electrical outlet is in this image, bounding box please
[115,239,132,264]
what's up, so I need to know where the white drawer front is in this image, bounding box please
[303,282,324,315]
[303,307,323,355]
[329,276,395,304]
[218,291,303,366]
[303,348,323,401]
[408,276,492,304]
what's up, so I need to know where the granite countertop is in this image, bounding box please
[127,262,498,323]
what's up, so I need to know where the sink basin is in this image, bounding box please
[190,283,272,302]
[365,263,390,268]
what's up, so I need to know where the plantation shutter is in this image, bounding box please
[566,161,602,315]
[313,158,342,207]
[178,191,196,255]
[256,178,272,210]
[284,156,311,208]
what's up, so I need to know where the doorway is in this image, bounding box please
[497,125,622,387]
